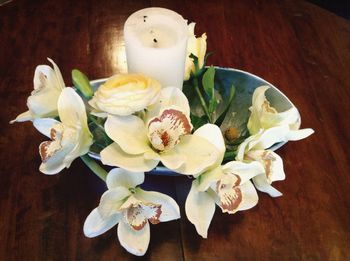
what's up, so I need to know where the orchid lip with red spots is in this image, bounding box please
[148,108,192,151]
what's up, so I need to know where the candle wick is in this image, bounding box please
[143,15,147,22]
[153,38,158,43]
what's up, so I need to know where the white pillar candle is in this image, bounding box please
[124,7,188,89]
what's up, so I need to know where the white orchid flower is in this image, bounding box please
[248,86,306,135]
[11,58,65,123]
[185,124,264,238]
[32,88,93,174]
[100,87,221,175]
[236,125,313,197]
[83,169,180,256]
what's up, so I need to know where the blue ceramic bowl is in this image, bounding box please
[88,67,300,176]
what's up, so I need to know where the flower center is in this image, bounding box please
[262,100,277,114]
[39,124,64,162]
[246,150,276,183]
[214,174,243,214]
[124,202,162,231]
[39,124,77,163]
[148,109,191,151]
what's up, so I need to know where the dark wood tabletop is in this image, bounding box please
[1,0,350,260]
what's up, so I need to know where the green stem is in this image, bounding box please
[80,154,107,182]
[193,77,212,123]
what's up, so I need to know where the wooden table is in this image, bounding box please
[1,0,349,260]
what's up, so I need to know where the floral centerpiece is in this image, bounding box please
[11,8,314,256]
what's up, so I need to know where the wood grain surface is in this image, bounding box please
[1,0,349,260]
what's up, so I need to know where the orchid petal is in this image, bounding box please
[27,87,61,116]
[98,187,131,218]
[222,161,265,184]
[185,180,216,238]
[257,107,300,133]
[33,118,60,138]
[101,143,159,172]
[143,149,161,161]
[64,131,93,166]
[235,133,258,161]
[135,189,180,222]
[33,65,57,91]
[90,110,108,118]
[39,142,73,175]
[193,124,226,162]
[83,208,121,238]
[158,152,185,171]
[146,87,190,123]
[197,166,223,192]
[246,150,285,183]
[237,181,259,211]
[117,220,150,256]
[247,86,270,134]
[237,126,289,159]
[237,126,314,163]
[58,87,87,128]
[38,123,79,175]
[161,135,220,175]
[47,58,65,90]
[252,174,283,197]
[106,168,145,190]
[104,115,150,155]
[56,88,93,165]
[10,110,33,123]
[287,128,315,141]
[119,194,142,209]
[38,160,64,175]
[252,125,290,149]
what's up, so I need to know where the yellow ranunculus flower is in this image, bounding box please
[89,74,161,116]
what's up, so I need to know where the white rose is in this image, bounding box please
[89,74,161,116]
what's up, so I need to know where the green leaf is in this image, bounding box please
[223,150,237,162]
[190,114,208,131]
[87,115,113,154]
[215,83,236,126]
[208,98,218,114]
[72,69,94,99]
[202,66,215,99]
